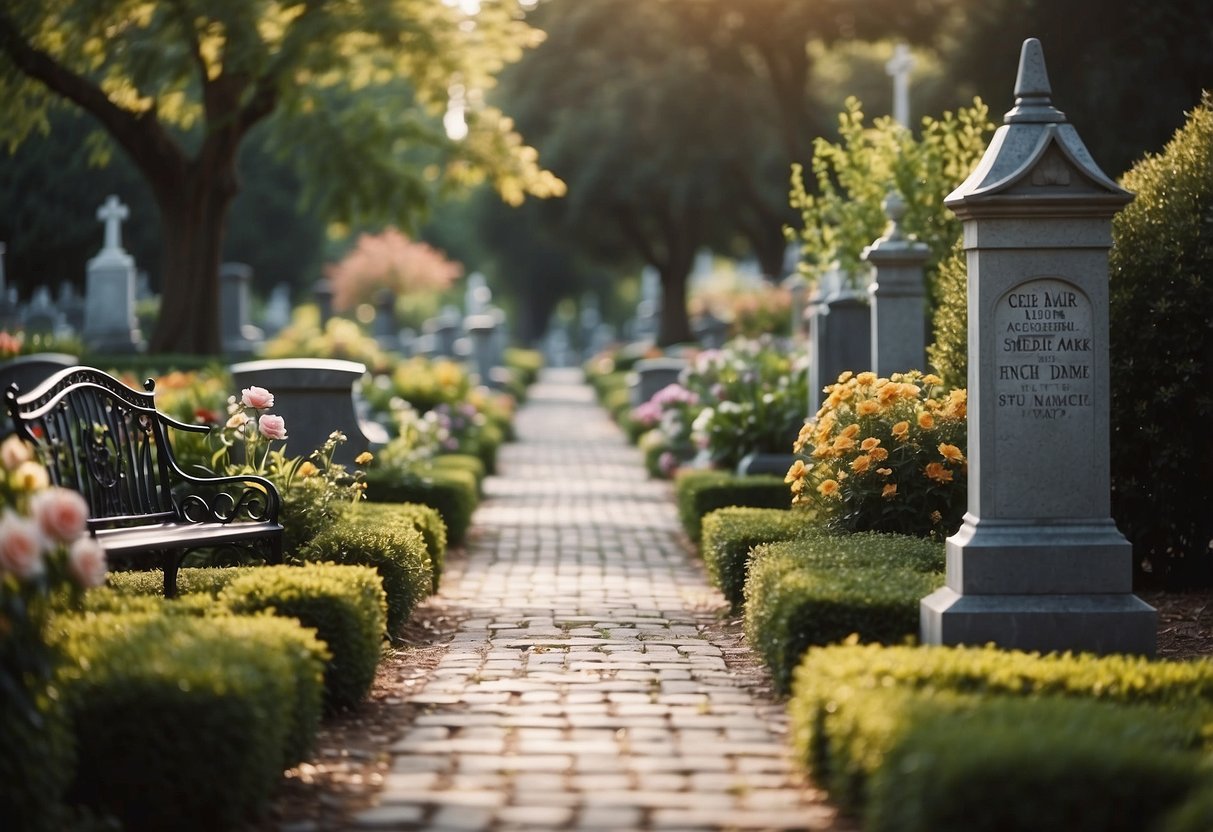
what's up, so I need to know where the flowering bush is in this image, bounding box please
[377,400,450,472]
[262,307,394,374]
[0,329,83,359]
[631,383,700,479]
[362,356,472,416]
[689,284,792,339]
[326,227,462,315]
[0,435,106,828]
[685,337,810,470]
[785,371,967,539]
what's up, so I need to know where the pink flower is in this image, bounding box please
[258,414,287,440]
[0,435,32,471]
[241,386,275,409]
[68,537,107,588]
[31,487,89,544]
[0,510,45,579]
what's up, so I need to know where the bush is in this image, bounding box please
[102,566,246,599]
[54,611,327,832]
[699,507,812,608]
[866,695,1205,832]
[220,564,386,712]
[925,238,969,389]
[787,370,966,539]
[744,534,944,692]
[363,464,477,546]
[1161,780,1213,832]
[299,512,432,638]
[344,501,448,593]
[504,347,544,387]
[1108,93,1213,586]
[674,469,790,543]
[430,452,487,493]
[0,674,74,832]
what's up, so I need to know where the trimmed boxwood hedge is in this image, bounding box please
[363,465,477,546]
[344,501,448,593]
[430,452,487,494]
[700,507,814,608]
[299,513,432,638]
[675,469,790,543]
[1,672,75,832]
[220,564,386,712]
[743,534,944,692]
[791,642,1213,819]
[54,611,327,832]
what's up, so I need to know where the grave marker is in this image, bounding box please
[863,192,929,375]
[83,195,144,353]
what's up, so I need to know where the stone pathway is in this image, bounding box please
[352,369,846,831]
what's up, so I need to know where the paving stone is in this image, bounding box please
[350,804,426,828]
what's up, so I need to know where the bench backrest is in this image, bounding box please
[6,366,183,529]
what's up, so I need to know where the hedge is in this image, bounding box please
[430,452,487,494]
[344,500,448,593]
[1,670,75,832]
[363,465,477,546]
[674,469,790,544]
[743,534,944,692]
[54,611,327,832]
[699,506,813,608]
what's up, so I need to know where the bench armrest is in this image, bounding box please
[171,468,282,524]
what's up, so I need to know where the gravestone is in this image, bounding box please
[920,38,1155,655]
[428,307,462,358]
[464,312,501,388]
[372,288,399,351]
[57,284,85,333]
[220,262,264,357]
[22,287,62,336]
[628,357,687,407]
[634,266,661,342]
[0,243,15,330]
[0,352,78,436]
[83,195,144,353]
[464,272,491,316]
[863,192,929,375]
[693,312,730,349]
[886,43,915,128]
[782,272,810,341]
[229,358,381,466]
[808,267,870,414]
[313,279,334,325]
[262,283,292,336]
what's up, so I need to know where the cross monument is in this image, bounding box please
[886,43,915,128]
[96,195,129,254]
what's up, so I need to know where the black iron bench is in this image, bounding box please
[6,366,283,596]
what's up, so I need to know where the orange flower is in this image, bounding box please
[857,400,881,416]
[860,437,882,452]
[938,443,965,464]
[878,384,902,405]
[876,467,893,476]
[817,479,840,497]
[892,421,910,440]
[841,424,861,439]
[870,447,889,462]
[856,372,877,386]
[881,483,898,498]
[812,442,834,459]
[837,371,854,384]
[925,462,953,483]
[918,412,935,430]
[833,435,856,452]
[850,455,872,474]
[922,374,942,386]
[785,460,807,483]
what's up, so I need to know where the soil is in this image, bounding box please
[248,554,1213,831]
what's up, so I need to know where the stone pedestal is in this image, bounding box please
[863,193,929,376]
[221,262,264,358]
[628,357,687,407]
[808,288,870,414]
[920,38,1155,655]
[464,313,501,388]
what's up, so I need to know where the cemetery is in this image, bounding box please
[0,4,1211,832]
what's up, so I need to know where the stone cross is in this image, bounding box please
[96,195,129,254]
[920,37,1154,655]
[886,43,915,128]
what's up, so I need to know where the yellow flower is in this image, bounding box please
[355,451,374,466]
[876,467,893,476]
[870,447,889,462]
[850,454,872,474]
[881,483,898,498]
[891,421,910,440]
[856,372,877,386]
[784,460,807,483]
[833,435,856,453]
[923,374,942,386]
[878,384,902,404]
[856,400,881,416]
[918,412,935,430]
[790,478,806,495]
[924,462,953,483]
[837,371,854,384]
[11,460,49,492]
[943,389,968,419]
[860,437,881,452]
[797,423,814,444]
[812,442,834,459]
[841,424,861,439]
[297,461,319,478]
[938,443,965,464]
[817,478,840,497]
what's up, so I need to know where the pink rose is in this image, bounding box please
[31,487,90,544]
[68,537,107,588]
[241,386,275,409]
[0,511,45,579]
[0,435,33,471]
[258,414,287,440]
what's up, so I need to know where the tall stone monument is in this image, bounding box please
[83,195,144,353]
[863,192,929,375]
[220,262,264,357]
[921,38,1155,654]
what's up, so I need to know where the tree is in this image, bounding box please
[0,1,562,354]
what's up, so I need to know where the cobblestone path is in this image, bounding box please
[353,369,846,831]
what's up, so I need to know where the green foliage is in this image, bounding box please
[699,507,811,608]
[924,238,969,387]
[363,465,478,548]
[298,511,432,639]
[219,564,385,713]
[343,501,448,594]
[1108,93,1213,586]
[503,347,544,387]
[743,534,944,692]
[54,611,327,832]
[791,643,1213,822]
[788,370,967,539]
[674,470,791,544]
[430,453,487,495]
[1161,781,1213,832]
[0,674,75,832]
[100,567,246,599]
[789,97,993,304]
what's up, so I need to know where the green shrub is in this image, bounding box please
[101,566,247,599]
[54,611,327,832]
[700,507,813,608]
[363,465,477,546]
[744,534,944,692]
[674,469,790,543]
[343,501,448,593]
[0,676,74,832]
[503,347,544,387]
[1160,780,1213,832]
[1108,93,1213,586]
[925,239,969,389]
[299,513,432,638]
[431,452,487,493]
[866,695,1205,832]
[220,564,385,712]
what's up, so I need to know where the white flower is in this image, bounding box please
[0,510,46,580]
[68,537,107,588]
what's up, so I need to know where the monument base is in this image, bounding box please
[921,587,1156,656]
[735,452,796,477]
[84,331,146,355]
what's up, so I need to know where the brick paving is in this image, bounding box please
[353,369,847,831]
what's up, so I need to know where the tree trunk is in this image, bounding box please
[149,161,239,355]
[657,263,693,347]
